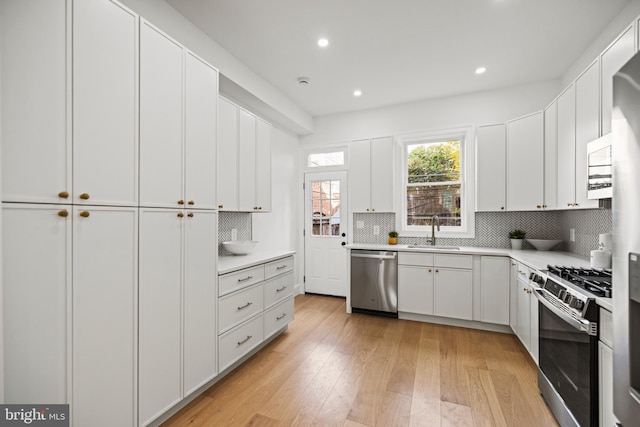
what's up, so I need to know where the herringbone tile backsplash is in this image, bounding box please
[353,209,612,257]
[218,212,252,255]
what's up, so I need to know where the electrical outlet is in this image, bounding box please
[231,228,238,241]
[373,225,380,235]
[356,221,364,229]
[570,228,575,242]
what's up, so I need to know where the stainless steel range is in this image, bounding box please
[533,265,612,427]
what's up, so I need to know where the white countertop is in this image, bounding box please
[218,250,296,275]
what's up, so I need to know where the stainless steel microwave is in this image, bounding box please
[587,133,612,199]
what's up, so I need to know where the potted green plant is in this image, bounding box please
[388,231,398,245]
[508,229,526,250]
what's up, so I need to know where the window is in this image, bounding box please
[307,151,344,168]
[399,127,475,237]
[310,180,341,236]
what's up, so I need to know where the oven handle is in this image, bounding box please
[533,289,596,335]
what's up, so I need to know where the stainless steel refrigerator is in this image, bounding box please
[612,49,640,426]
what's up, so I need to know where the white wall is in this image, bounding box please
[118,0,313,134]
[300,79,560,146]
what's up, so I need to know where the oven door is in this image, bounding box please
[537,298,598,427]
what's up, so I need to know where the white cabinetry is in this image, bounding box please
[476,124,506,212]
[599,307,619,427]
[513,262,539,364]
[398,252,472,321]
[72,206,138,427]
[601,25,635,135]
[140,23,218,210]
[479,256,510,325]
[73,0,138,206]
[509,260,518,332]
[1,0,70,204]
[218,256,294,372]
[349,137,395,213]
[557,84,577,208]
[507,112,544,211]
[574,60,600,209]
[544,101,558,210]
[2,204,71,404]
[139,209,217,426]
[217,97,271,212]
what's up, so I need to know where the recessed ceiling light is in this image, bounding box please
[317,38,329,47]
[475,67,487,74]
[353,89,362,97]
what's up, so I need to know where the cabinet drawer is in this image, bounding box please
[600,307,613,348]
[434,254,472,269]
[264,272,294,309]
[265,256,294,280]
[264,297,294,339]
[219,284,264,334]
[219,265,265,296]
[398,252,434,266]
[219,314,264,372]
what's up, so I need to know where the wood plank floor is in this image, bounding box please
[163,294,559,427]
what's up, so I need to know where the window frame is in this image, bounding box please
[397,126,476,238]
[302,145,348,172]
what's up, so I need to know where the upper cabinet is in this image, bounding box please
[476,124,506,212]
[1,0,71,204]
[139,22,218,210]
[544,101,558,210]
[557,84,576,208]
[73,0,138,206]
[217,96,272,212]
[507,112,545,211]
[601,24,635,136]
[349,137,395,213]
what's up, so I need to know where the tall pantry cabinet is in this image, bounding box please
[1,0,220,426]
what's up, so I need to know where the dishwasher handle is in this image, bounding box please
[351,253,397,260]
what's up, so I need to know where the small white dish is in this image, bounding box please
[526,239,562,251]
[222,240,258,255]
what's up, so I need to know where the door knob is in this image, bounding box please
[341,233,346,237]
[341,242,346,246]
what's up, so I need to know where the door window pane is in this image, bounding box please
[311,180,341,236]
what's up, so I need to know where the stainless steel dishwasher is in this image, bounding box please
[350,250,398,317]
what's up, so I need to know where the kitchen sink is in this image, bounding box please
[407,245,460,250]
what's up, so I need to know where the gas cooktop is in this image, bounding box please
[546,265,612,298]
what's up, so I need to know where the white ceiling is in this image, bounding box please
[166,0,630,117]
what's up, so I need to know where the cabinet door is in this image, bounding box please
[183,210,218,394]
[529,288,539,364]
[217,97,239,210]
[185,52,218,210]
[544,102,558,209]
[238,109,257,211]
[509,260,518,332]
[557,84,576,207]
[480,256,510,325]
[434,268,472,320]
[138,209,183,425]
[599,342,620,427]
[73,206,137,427]
[1,0,70,204]
[370,137,394,212]
[476,124,506,211]
[601,25,635,135]
[575,60,600,209]
[507,112,544,211]
[398,265,434,315]
[349,139,371,212]
[139,21,184,208]
[255,118,272,212]
[515,280,531,352]
[73,0,138,206]
[2,204,71,404]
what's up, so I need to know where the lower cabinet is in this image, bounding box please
[479,256,510,325]
[138,209,218,426]
[599,307,619,427]
[218,256,294,372]
[514,262,539,364]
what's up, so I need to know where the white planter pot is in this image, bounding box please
[511,239,523,250]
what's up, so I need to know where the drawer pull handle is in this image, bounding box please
[58,191,69,199]
[237,301,253,310]
[276,265,287,270]
[79,211,90,218]
[276,286,287,292]
[188,200,195,205]
[237,276,253,283]
[79,193,90,200]
[276,313,287,320]
[187,212,194,218]
[237,335,252,346]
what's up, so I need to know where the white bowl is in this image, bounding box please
[526,239,562,251]
[222,240,258,255]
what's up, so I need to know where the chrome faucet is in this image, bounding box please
[431,215,440,246]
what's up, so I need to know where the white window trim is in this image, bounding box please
[396,126,476,239]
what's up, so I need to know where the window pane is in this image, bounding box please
[407,141,460,183]
[308,151,344,167]
[407,184,461,226]
[310,179,341,236]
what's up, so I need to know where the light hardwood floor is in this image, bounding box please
[163,294,559,427]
